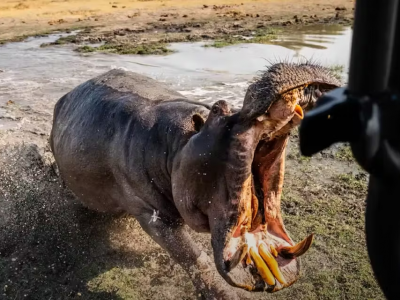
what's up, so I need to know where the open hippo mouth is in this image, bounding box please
[214,63,341,292]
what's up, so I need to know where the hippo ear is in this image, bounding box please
[192,114,205,132]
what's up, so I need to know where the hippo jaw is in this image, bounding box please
[208,100,313,292]
[206,63,341,292]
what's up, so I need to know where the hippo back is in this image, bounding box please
[90,69,185,103]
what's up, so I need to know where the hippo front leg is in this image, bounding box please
[135,210,239,300]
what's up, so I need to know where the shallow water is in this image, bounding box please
[0,24,352,130]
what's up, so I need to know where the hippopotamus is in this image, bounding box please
[49,62,341,299]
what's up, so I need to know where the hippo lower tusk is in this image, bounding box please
[294,105,304,119]
[279,234,314,259]
[229,244,249,271]
[239,244,249,265]
[251,193,259,222]
[249,247,275,286]
[245,252,252,266]
[259,244,287,285]
[270,244,278,258]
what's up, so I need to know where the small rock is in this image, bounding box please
[6,100,14,105]
[335,12,340,18]
[122,6,126,8]
[183,14,188,17]
[112,5,117,8]
[94,18,98,21]
[203,4,208,8]
[256,14,259,17]
[159,18,166,21]
[293,15,297,19]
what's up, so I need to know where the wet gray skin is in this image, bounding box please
[50,62,340,299]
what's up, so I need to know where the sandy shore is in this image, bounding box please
[1,0,354,45]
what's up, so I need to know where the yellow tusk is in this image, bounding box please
[246,253,252,266]
[279,234,314,259]
[249,247,275,286]
[251,193,259,223]
[259,244,287,285]
[270,245,278,258]
[239,244,249,265]
[294,105,304,119]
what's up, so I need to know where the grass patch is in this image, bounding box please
[276,159,380,300]
[0,26,94,46]
[204,28,279,48]
[40,34,79,47]
[75,43,173,55]
[77,45,97,53]
[287,150,312,164]
[334,173,367,192]
[335,144,354,161]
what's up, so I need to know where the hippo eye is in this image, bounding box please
[212,105,219,115]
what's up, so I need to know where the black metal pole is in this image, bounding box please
[364,2,400,299]
[389,2,400,91]
[348,0,398,95]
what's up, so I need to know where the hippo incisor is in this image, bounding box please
[50,62,341,299]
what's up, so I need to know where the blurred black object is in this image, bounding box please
[299,0,400,299]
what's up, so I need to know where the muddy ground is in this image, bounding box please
[0,0,385,299]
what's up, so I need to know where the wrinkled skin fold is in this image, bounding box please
[50,63,341,299]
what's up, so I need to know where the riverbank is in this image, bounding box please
[1,0,354,53]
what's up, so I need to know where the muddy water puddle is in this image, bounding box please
[0,24,352,131]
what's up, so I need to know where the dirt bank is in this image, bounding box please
[1,0,354,51]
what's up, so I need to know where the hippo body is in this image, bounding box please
[50,70,239,298]
[51,70,206,216]
[50,64,341,299]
